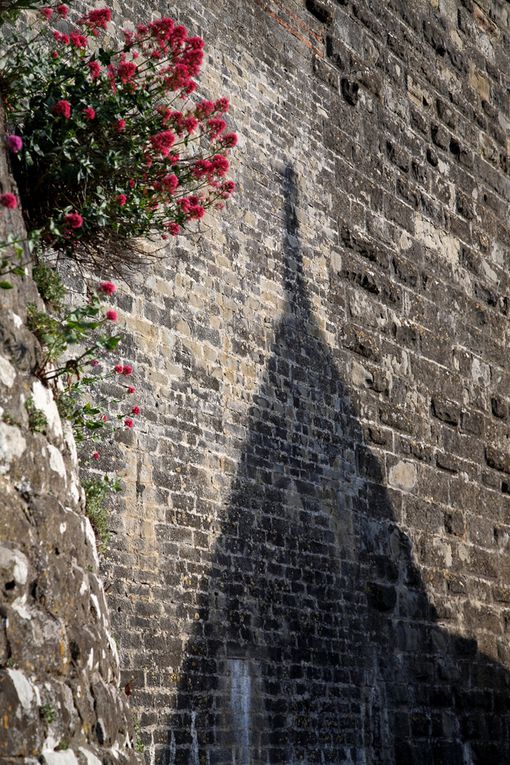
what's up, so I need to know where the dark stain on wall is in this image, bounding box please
[166,167,510,765]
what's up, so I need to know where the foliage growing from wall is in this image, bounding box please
[0,229,35,289]
[33,260,66,306]
[82,474,121,549]
[25,395,48,432]
[0,0,44,23]
[1,4,237,268]
[28,274,140,453]
[26,270,140,547]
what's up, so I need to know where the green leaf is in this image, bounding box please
[82,403,101,414]
[98,48,112,65]
[85,421,103,431]
[0,281,13,289]
[65,319,101,331]
[102,335,122,351]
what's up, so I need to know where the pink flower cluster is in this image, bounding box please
[122,18,204,96]
[117,59,137,83]
[88,60,101,80]
[177,196,205,220]
[6,134,22,153]
[70,32,88,49]
[114,363,133,376]
[161,174,179,193]
[53,31,70,45]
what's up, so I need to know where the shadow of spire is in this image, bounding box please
[164,165,510,765]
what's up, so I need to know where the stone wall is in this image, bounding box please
[0,112,139,765]
[2,0,510,762]
[102,0,510,763]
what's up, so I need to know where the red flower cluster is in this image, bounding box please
[117,59,137,84]
[192,155,230,181]
[195,100,215,118]
[65,212,83,228]
[70,32,88,49]
[215,97,229,112]
[150,130,175,157]
[99,281,117,295]
[222,180,235,196]
[161,174,179,193]
[114,363,133,376]
[53,99,71,119]
[88,60,101,80]
[177,196,205,220]
[0,193,17,209]
[13,6,237,250]
[167,222,180,236]
[79,7,112,32]
[220,133,238,148]
[120,17,206,95]
[53,31,68,45]
[206,117,226,139]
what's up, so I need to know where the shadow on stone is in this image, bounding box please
[164,165,510,765]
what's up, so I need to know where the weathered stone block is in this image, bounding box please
[486,446,510,474]
[366,582,397,612]
[431,396,461,426]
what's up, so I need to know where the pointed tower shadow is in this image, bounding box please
[165,166,510,765]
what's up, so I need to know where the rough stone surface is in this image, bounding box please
[0,110,139,765]
[93,0,510,764]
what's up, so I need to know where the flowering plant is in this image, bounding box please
[28,274,141,450]
[1,5,237,267]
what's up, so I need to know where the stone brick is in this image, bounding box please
[486,446,510,475]
[469,65,491,100]
[431,396,461,426]
[491,396,508,420]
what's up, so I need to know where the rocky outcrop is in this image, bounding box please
[0,109,139,765]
